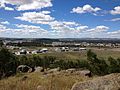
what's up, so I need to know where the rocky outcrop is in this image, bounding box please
[71,73,120,90]
[65,69,91,77]
[46,67,60,74]
[17,65,32,73]
[74,70,91,77]
[34,66,43,72]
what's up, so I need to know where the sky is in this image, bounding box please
[0,0,120,38]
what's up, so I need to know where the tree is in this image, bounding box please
[0,40,3,47]
[87,49,98,63]
[87,49,108,75]
[0,48,18,78]
[76,60,89,69]
[108,57,120,73]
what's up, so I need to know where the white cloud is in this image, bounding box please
[110,6,120,15]
[5,0,32,5]
[0,23,12,34]
[48,20,90,38]
[0,0,52,11]
[107,30,120,34]
[15,11,54,24]
[16,24,41,29]
[0,23,49,38]
[4,6,14,11]
[49,23,110,38]
[63,21,79,26]
[105,18,120,21]
[49,20,109,38]
[0,22,48,37]
[0,21,113,38]
[71,4,101,15]
[76,26,88,32]
[0,24,7,32]
[107,30,120,38]
[49,21,79,30]
[41,11,51,14]
[1,21,10,25]
[87,25,109,33]
[0,1,5,8]
[15,24,47,33]
[0,0,14,11]
[17,0,52,11]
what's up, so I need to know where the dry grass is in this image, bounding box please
[0,72,89,90]
[34,48,120,61]
[92,49,120,59]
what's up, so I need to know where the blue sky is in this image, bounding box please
[0,0,120,38]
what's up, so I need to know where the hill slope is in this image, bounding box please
[72,73,120,90]
[0,72,120,90]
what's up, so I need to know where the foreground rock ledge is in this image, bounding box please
[71,73,120,90]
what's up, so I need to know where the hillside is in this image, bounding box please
[0,71,88,90]
[0,72,120,90]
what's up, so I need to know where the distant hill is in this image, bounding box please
[1,38,120,44]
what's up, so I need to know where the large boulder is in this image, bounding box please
[47,67,60,74]
[34,66,43,72]
[17,65,32,73]
[71,73,120,90]
[66,68,76,73]
[75,70,91,77]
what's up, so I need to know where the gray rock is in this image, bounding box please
[75,70,91,77]
[17,65,32,73]
[71,73,120,90]
[34,66,43,72]
[47,67,60,74]
[66,68,76,73]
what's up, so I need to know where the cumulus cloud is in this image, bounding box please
[48,20,91,38]
[15,11,54,24]
[107,30,120,35]
[49,21,110,38]
[4,7,14,10]
[71,4,101,15]
[0,1,14,11]
[87,25,109,33]
[41,11,51,14]
[0,23,49,38]
[0,24,7,32]
[16,24,40,29]
[105,18,120,21]
[76,26,88,32]
[5,0,32,5]
[110,6,120,15]
[107,30,120,38]
[15,24,47,33]
[0,0,52,11]
[62,21,79,26]
[1,21,10,25]
[17,0,52,11]
[49,20,109,37]
[0,21,112,38]
[49,21,79,30]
